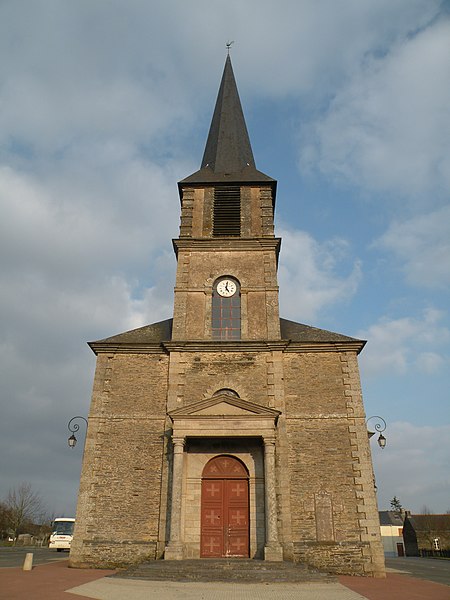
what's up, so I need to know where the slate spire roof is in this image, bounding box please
[201,54,255,174]
[180,56,275,188]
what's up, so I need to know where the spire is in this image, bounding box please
[180,56,275,188]
[201,55,255,174]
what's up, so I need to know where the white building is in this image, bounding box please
[379,511,405,557]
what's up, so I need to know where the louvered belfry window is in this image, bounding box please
[213,186,241,236]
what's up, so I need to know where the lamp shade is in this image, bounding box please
[377,433,386,449]
[68,434,77,448]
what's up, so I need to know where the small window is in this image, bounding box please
[212,277,241,340]
[213,389,240,397]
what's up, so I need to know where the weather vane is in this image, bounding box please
[226,40,234,55]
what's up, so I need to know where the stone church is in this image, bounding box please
[69,56,385,577]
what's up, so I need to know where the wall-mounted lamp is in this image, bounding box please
[366,416,387,449]
[67,416,88,449]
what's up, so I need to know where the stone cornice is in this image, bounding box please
[173,286,280,293]
[163,340,288,352]
[286,413,349,420]
[88,342,169,355]
[284,340,366,354]
[163,340,365,354]
[87,414,166,420]
[89,339,364,355]
[172,237,281,257]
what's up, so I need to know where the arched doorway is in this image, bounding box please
[200,455,249,558]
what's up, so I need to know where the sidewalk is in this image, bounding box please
[340,573,450,600]
[0,560,114,600]
[1,560,449,600]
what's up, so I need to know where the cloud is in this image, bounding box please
[300,11,450,203]
[416,352,446,374]
[0,3,200,157]
[0,150,180,274]
[278,227,361,322]
[0,157,178,516]
[358,308,450,377]
[375,205,450,288]
[374,421,450,513]
[0,1,443,158]
[212,0,442,100]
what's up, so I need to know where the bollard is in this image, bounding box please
[23,552,33,571]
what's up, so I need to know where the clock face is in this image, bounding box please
[216,279,237,297]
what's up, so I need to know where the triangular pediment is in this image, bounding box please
[168,394,280,420]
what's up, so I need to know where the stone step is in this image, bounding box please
[113,559,336,583]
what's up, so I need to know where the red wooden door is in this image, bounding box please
[201,456,249,558]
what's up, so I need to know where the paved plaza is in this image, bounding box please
[68,579,365,600]
[1,553,449,600]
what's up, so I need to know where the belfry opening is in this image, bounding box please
[69,56,386,577]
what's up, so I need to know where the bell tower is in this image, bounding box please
[172,56,281,342]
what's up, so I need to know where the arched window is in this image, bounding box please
[212,277,241,340]
[213,388,240,397]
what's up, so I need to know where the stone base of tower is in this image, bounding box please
[293,541,386,577]
[69,540,158,569]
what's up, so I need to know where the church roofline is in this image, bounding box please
[178,167,276,194]
[88,318,173,355]
[88,317,365,355]
[279,318,365,347]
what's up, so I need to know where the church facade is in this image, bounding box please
[69,57,385,577]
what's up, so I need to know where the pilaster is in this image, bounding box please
[263,436,283,561]
[164,436,186,560]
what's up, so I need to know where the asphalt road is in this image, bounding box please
[386,556,450,586]
[0,546,69,568]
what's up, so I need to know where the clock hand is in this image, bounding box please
[225,282,229,292]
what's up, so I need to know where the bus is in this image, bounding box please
[48,517,75,551]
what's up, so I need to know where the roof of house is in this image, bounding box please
[405,514,450,532]
[179,56,275,189]
[379,511,405,526]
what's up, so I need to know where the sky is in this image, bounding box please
[0,0,449,520]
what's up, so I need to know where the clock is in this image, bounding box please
[216,279,237,297]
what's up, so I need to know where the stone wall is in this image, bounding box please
[180,351,273,407]
[281,350,385,576]
[70,343,385,575]
[69,352,169,568]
